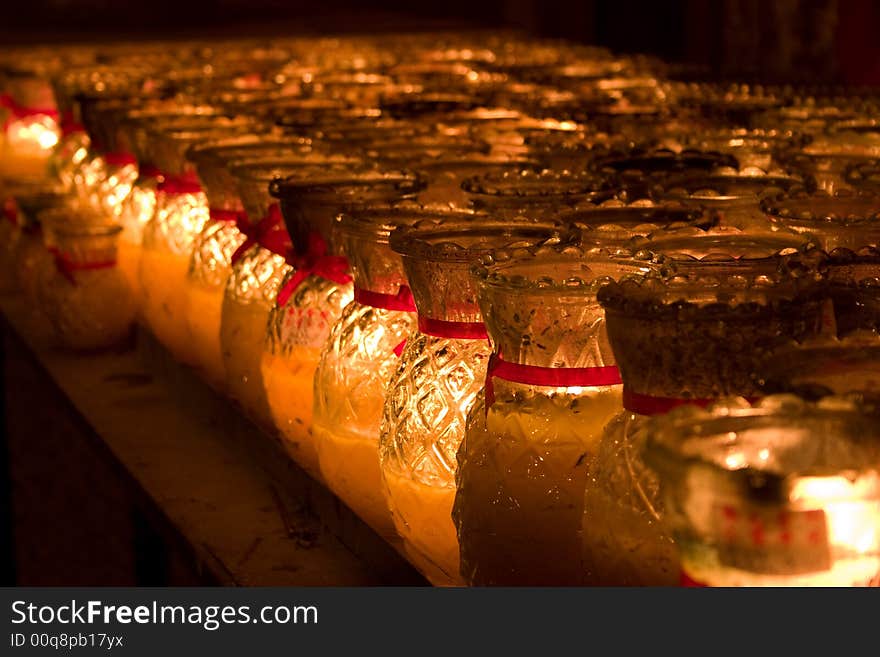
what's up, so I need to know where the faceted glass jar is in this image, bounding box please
[219,157,361,431]
[454,247,660,586]
[185,147,317,390]
[582,239,829,585]
[264,168,423,476]
[763,191,880,336]
[756,333,880,403]
[139,118,261,364]
[0,72,59,183]
[380,219,569,585]
[39,223,135,351]
[645,396,880,586]
[10,185,68,305]
[313,205,474,540]
[461,168,616,219]
[652,167,809,230]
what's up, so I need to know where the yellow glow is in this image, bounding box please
[792,476,880,556]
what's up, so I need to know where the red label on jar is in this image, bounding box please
[712,503,831,575]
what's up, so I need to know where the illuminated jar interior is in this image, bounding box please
[581,233,829,586]
[380,218,569,585]
[645,396,880,587]
[313,203,477,541]
[0,67,60,182]
[455,243,661,586]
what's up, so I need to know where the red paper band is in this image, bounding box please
[354,286,416,312]
[417,316,488,340]
[623,389,715,416]
[229,203,290,265]
[623,388,760,416]
[276,231,352,307]
[393,339,407,357]
[156,173,202,195]
[209,208,246,224]
[103,151,138,168]
[485,353,621,408]
[53,249,116,285]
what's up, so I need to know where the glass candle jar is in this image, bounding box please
[461,168,616,219]
[756,332,880,403]
[218,156,363,432]
[454,245,662,586]
[581,233,829,585]
[139,117,262,364]
[265,167,422,477]
[644,396,880,587]
[10,184,68,303]
[0,71,59,183]
[652,167,810,230]
[39,223,135,351]
[763,190,880,336]
[380,219,570,585]
[313,204,476,539]
[185,145,315,389]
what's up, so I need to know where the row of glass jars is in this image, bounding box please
[4,35,880,587]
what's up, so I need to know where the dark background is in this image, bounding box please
[1,0,878,85]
